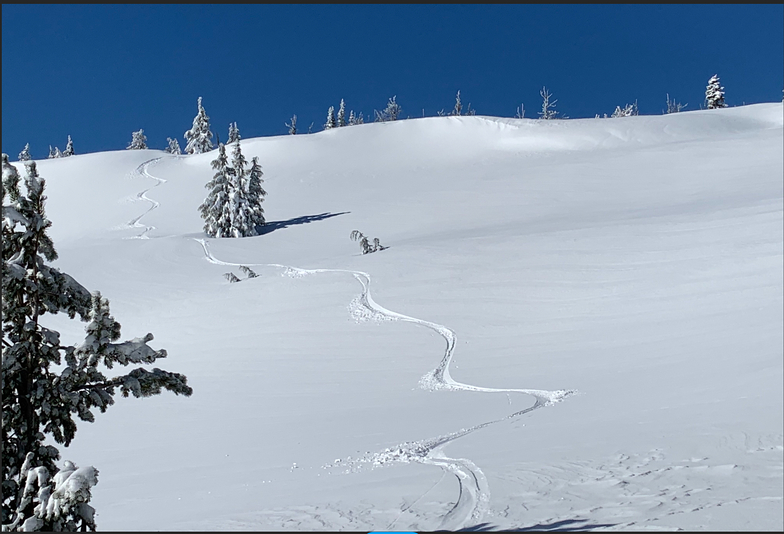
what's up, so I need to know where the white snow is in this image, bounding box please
[16,103,783,531]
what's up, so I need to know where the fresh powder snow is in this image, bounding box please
[14,103,783,531]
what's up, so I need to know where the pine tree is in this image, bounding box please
[18,144,31,162]
[47,146,57,159]
[62,136,74,157]
[348,111,364,125]
[538,87,558,119]
[337,99,347,127]
[2,156,192,530]
[165,137,182,155]
[324,106,336,130]
[198,143,234,238]
[285,115,297,135]
[184,96,214,154]
[126,129,147,150]
[227,122,240,144]
[375,96,401,122]
[247,156,267,229]
[705,74,727,109]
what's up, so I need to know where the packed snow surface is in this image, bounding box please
[17,104,783,531]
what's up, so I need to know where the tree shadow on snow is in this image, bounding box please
[256,211,349,235]
[451,518,619,532]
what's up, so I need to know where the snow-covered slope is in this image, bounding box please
[15,104,783,531]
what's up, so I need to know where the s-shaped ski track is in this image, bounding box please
[126,157,167,239]
[194,238,576,530]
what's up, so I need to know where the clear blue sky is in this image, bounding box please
[3,4,782,159]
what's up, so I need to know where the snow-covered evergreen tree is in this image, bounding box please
[47,146,57,159]
[451,90,462,116]
[126,129,147,150]
[375,96,401,122]
[705,74,727,109]
[324,106,337,130]
[227,142,256,238]
[62,136,75,157]
[18,144,31,162]
[538,87,558,119]
[1,156,192,530]
[286,115,297,135]
[348,111,364,125]
[165,137,182,155]
[198,143,234,238]
[247,156,266,229]
[337,99,347,127]
[227,122,240,144]
[184,96,214,154]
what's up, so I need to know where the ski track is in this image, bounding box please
[194,238,576,530]
[125,157,167,239]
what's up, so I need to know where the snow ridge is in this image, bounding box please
[194,238,576,530]
[125,158,167,239]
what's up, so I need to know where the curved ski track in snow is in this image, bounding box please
[195,238,576,530]
[126,157,167,239]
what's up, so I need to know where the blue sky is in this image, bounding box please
[3,4,782,159]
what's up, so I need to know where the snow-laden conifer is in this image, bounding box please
[375,96,401,122]
[228,122,240,144]
[184,96,214,154]
[198,143,234,238]
[126,129,147,150]
[247,156,267,228]
[611,101,638,118]
[48,146,57,159]
[538,87,558,119]
[18,144,31,162]
[324,106,337,130]
[227,142,257,238]
[705,74,727,109]
[286,115,297,135]
[337,99,347,127]
[348,111,364,125]
[165,137,182,155]
[1,157,192,530]
[62,136,75,157]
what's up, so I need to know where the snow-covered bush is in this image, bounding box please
[705,74,727,109]
[285,115,297,135]
[374,96,401,122]
[611,101,638,118]
[126,129,147,150]
[1,154,192,531]
[665,93,687,114]
[184,96,214,154]
[350,230,387,254]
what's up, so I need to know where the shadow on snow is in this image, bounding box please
[449,518,619,532]
[256,211,349,235]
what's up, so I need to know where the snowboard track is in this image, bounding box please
[126,157,167,239]
[194,238,576,530]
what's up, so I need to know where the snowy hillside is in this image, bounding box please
[13,104,783,531]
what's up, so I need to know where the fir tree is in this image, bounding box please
[126,129,147,150]
[348,111,364,125]
[165,137,182,155]
[337,99,347,127]
[247,156,267,229]
[1,156,192,530]
[227,122,240,144]
[18,144,31,162]
[538,87,558,119]
[324,106,336,130]
[62,136,75,157]
[705,74,727,109]
[285,115,297,135]
[227,142,256,238]
[184,96,214,154]
[198,143,234,238]
[47,146,57,159]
